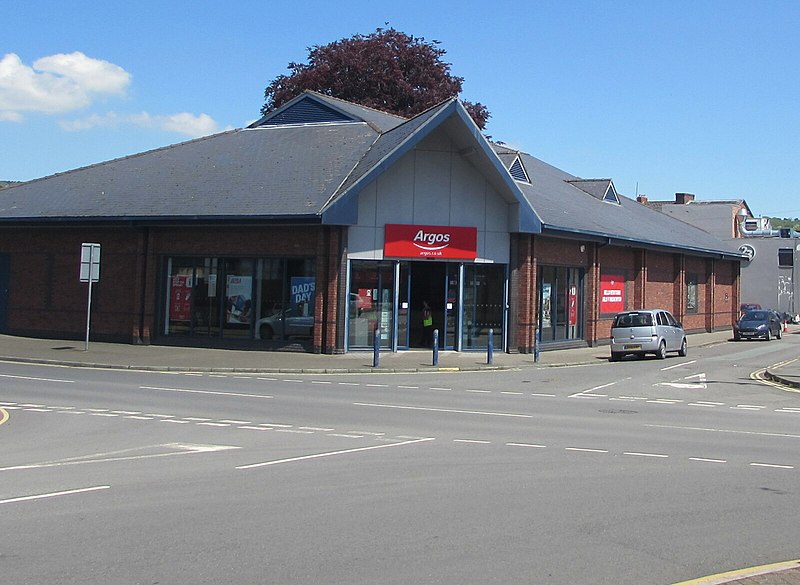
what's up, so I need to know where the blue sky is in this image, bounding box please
[3,0,799,217]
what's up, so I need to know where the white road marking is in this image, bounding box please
[0,485,110,505]
[507,442,547,448]
[569,380,623,398]
[566,447,608,453]
[299,426,334,431]
[624,452,668,458]
[197,422,230,427]
[689,457,727,463]
[311,380,332,384]
[646,423,800,439]
[338,382,360,386]
[430,387,451,391]
[660,360,697,371]
[219,420,251,424]
[454,439,491,444]
[236,437,435,469]
[501,391,524,396]
[0,373,74,383]
[140,386,272,399]
[398,385,418,389]
[750,462,794,469]
[366,384,388,387]
[530,393,555,397]
[328,433,363,438]
[238,426,271,431]
[354,402,534,418]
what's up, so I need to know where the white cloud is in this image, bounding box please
[0,52,130,120]
[60,111,229,138]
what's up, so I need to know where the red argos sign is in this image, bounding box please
[384,224,478,259]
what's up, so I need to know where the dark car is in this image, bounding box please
[733,310,783,341]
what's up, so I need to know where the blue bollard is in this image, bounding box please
[432,329,439,366]
[534,329,541,363]
[487,328,494,364]
[373,327,380,368]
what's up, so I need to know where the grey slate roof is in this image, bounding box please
[0,122,379,221]
[511,150,741,258]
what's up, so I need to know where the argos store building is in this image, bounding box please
[0,92,743,354]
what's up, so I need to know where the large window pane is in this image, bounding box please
[349,261,394,349]
[462,264,504,350]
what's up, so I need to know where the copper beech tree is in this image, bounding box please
[261,28,490,129]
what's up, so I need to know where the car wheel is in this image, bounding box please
[610,352,621,362]
[260,325,274,340]
[678,338,688,357]
[765,329,771,341]
[656,340,667,359]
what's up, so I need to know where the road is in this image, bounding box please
[1,336,799,584]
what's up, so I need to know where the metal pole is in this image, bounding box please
[84,246,95,351]
[534,329,541,363]
[487,328,494,364]
[432,329,439,366]
[373,327,381,368]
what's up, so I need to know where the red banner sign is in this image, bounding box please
[599,274,625,314]
[384,224,477,259]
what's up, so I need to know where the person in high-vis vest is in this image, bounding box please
[421,300,433,347]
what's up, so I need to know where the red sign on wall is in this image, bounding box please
[384,224,478,259]
[170,275,193,322]
[599,274,625,314]
[568,285,578,325]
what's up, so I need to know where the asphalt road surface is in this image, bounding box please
[2,336,799,584]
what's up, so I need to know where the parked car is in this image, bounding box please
[610,309,687,361]
[733,310,783,341]
[255,307,313,340]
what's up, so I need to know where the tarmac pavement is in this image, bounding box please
[1,328,799,584]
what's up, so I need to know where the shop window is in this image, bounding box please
[164,256,314,342]
[348,261,394,349]
[686,273,698,313]
[462,264,505,350]
[539,266,584,343]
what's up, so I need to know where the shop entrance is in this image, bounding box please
[402,262,448,349]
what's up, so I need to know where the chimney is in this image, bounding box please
[675,192,695,204]
[636,195,649,204]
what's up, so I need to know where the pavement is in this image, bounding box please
[1,327,799,584]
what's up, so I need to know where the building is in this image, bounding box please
[642,192,799,317]
[0,92,744,353]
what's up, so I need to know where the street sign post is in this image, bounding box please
[80,243,101,350]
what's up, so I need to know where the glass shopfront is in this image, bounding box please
[347,259,506,351]
[164,256,315,343]
[538,266,585,342]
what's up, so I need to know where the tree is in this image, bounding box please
[261,28,490,129]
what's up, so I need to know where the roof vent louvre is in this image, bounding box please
[509,157,530,183]
[259,96,354,126]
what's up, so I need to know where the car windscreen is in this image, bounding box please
[613,313,653,327]
[743,311,768,321]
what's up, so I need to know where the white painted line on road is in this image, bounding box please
[731,405,765,410]
[124,415,152,420]
[19,403,46,407]
[0,485,110,505]
[530,393,555,397]
[430,387,451,391]
[566,447,608,453]
[647,399,683,404]
[56,410,84,414]
[236,437,435,470]
[311,380,332,384]
[0,374,75,383]
[750,462,794,469]
[299,426,334,431]
[161,419,190,424]
[646,423,800,439]
[89,413,118,417]
[233,376,253,379]
[689,457,727,463]
[184,417,211,421]
[110,410,140,414]
[259,423,293,428]
[338,382,360,386]
[660,360,696,371]
[618,396,648,401]
[466,389,491,393]
[328,433,363,438]
[501,391,524,395]
[238,426,271,431]
[197,422,231,427]
[688,403,716,408]
[507,442,547,448]
[219,420,251,424]
[85,408,109,412]
[569,380,622,398]
[454,439,491,444]
[354,402,534,418]
[623,452,669,458]
[274,429,314,434]
[282,379,303,383]
[775,408,800,414]
[398,385,418,389]
[692,401,724,406]
[140,386,273,399]
[24,408,51,412]
[366,384,388,387]
[144,414,175,418]
[347,431,385,436]
[256,377,277,381]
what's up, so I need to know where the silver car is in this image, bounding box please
[610,309,687,361]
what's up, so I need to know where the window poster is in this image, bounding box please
[170,275,193,322]
[599,274,625,314]
[226,275,252,323]
[541,283,552,327]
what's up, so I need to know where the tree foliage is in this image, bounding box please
[261,28,490,129]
